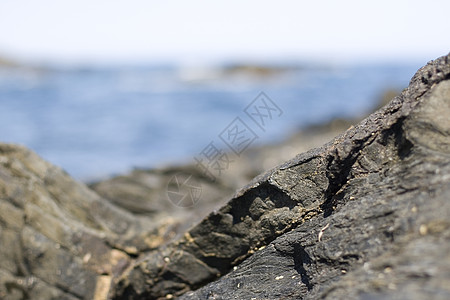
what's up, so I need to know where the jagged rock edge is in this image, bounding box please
[111,54,450,299]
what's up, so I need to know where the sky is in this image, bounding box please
[0,0,449,65]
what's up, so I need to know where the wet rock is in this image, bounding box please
[111,54,450,299]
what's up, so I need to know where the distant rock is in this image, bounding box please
[0,54,49,72]
[221,63,302,77]
[177,62,306,82]
[0,56,20,68]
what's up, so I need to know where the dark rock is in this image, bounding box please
[0,144,162,299]
[1,53,449,300]
[0,64,355,300]
[88,116,355,249]
[110,53,450,299]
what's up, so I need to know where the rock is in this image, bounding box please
[88,116,355,247]
[0,62,355,300]
[221,63,302,78]
[110,53,450,299]
[0,56,20,68]
[88,166,238,247]
[1,53,449,300]
[0,144,171,299]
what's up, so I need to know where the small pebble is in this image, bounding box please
[419,224,428,235]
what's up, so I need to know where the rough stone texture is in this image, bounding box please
[0,92,356,300]
[0,54,449,300]
[89,113,357,248]
[111,54,450,299]
[0,144,167,299]
[87,112,357,259]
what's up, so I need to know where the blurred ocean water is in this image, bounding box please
[0,62,421,180]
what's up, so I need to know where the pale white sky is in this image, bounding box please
[0,0,449,64]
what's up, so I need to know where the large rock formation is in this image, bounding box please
[0,53,449,300]
[0,143,158,299]
[87,116,356,243]
[111,54,450,299]
[0,147,200,299]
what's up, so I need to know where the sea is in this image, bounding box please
[0,61,423,181]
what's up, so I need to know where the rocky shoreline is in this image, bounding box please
[0,54,449,299]
[87,114,359,249]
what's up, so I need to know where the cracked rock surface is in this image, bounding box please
[112,54,450,299]
[0,54,449,300]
